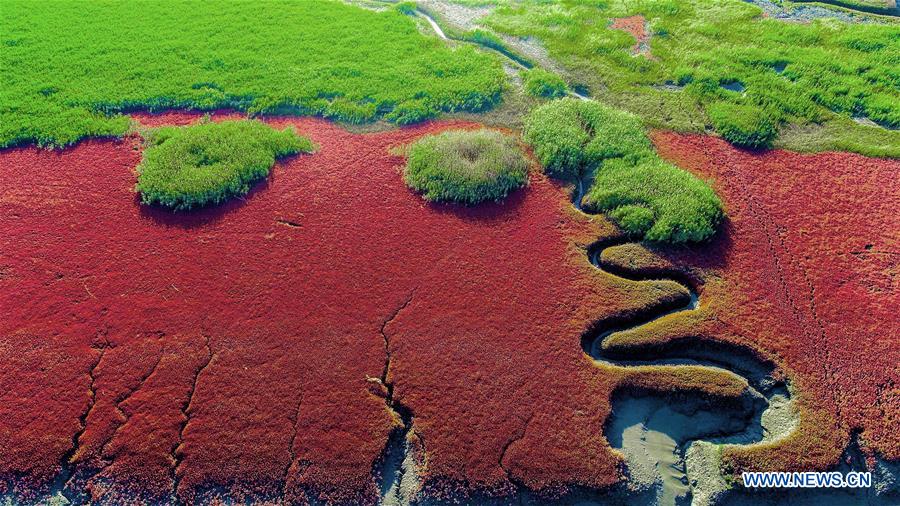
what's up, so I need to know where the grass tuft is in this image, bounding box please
[708,102,778,149]
[584,158,723,243]
[135,120,314,211]
[523,98,652,179]
[404,129,529,205]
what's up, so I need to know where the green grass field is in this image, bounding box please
[0,0,505,148]
[484,0,900,155]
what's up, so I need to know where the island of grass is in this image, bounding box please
[0,0,505,148]
[135,120,314,211]
[404,129,529,205]
[524,98,722,243]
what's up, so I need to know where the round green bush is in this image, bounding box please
[404,129,529,205]
[136,119,315,210]
[707,102,778,149]
[523,68,568,99]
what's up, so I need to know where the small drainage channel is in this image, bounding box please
[409,5,590,101]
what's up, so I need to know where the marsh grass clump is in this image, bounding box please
[404,129,529,205]
[524,98,722,243]
[136,120,314,210]
[523,98,653,179]
[584,158,723,243]
[523,68,569,99]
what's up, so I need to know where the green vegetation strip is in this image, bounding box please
[136,120,314,211]
[1,0,505,148]
[524,98,722,243]
[485,0,900,155]
[404,129,529,204]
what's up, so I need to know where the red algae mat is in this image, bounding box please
[1,114,690,504]
[650,132,899,470]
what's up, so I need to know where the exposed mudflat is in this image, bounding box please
[609,396,753,505]
[743,0,890,22]
[418,0,493,31]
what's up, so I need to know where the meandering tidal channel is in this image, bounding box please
[572,173,797,506]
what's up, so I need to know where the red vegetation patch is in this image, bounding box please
[650,132,900,468]
[1,114,703,503]
[4,115,896,502]
[610,15,651,56]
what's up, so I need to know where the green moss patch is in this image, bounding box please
[404,129,529,205]
[136,120,314,211]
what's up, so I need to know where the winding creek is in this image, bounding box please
[572,173,797,506]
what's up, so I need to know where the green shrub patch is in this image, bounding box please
[583,158,723,243]
[708,102,778,149]
[404,129,529,205]
[136,120,314,210]
[523,98,652,179]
